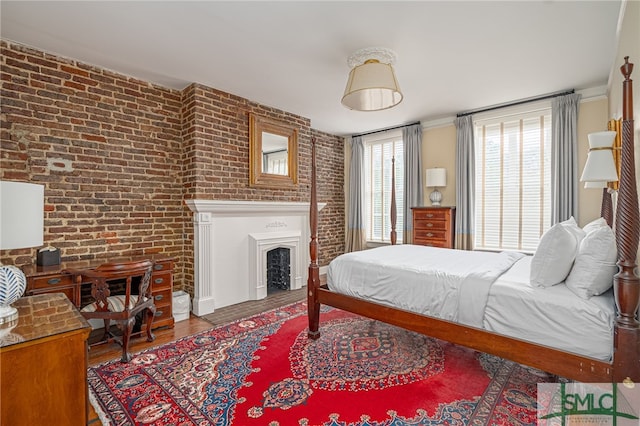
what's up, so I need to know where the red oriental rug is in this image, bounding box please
[88,302,562,425]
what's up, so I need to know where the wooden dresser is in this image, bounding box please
[411,206,456,248]
[1,293,91,426]
[22,254,175,330]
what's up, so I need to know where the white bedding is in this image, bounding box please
[327,245,615,361]
[483,255,614,361]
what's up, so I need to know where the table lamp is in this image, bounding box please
[0,181,44,324]
[426,168,447,206]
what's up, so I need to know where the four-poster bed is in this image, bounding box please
[307,57,639,383]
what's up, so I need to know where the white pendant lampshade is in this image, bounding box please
[342,47,403,112]
[0,180,44,324]
[426,168,447,206]
[580,131,618,184]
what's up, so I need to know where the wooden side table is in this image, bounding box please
[0,293,91,426]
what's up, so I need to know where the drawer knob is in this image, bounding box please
[47,278,61,285]
[155,294,164,301]
[154,264,164,271]
[426,223,433,227]
[155,310,163,317]
[426,233,434,237]
[426,213,433,218]
[155,278,164,284]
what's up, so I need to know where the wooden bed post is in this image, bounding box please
[308,137,321,339]
[601,188,614,228]
[612,56,640,383]
[390,157,397,245]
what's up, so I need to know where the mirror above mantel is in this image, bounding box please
[249,113,299,189]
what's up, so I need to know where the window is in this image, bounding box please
[473,104,552,252]
[364,131,404,243]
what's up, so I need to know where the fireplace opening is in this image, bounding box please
[267,247,290,293]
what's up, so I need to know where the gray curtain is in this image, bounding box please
[346,136,366,252]
[403,124,423,244]
[551,93,581,224]
[454,115,475,250]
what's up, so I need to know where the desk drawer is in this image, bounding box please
[151,272,172,291]
[28,286,76,304]
[152,288,172,306]
[153,260,174,273]
[29,274,74,290]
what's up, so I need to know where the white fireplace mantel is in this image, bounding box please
[185,200,326,315]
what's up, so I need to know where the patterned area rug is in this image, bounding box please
[89,301,561,425]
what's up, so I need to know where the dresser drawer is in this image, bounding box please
[413,209,448,221]
[414,218,448,231]
[414,238,450,248]
[414,229,448,241]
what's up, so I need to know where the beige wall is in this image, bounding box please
[422,125,456,209]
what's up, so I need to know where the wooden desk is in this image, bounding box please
[0,293,91,426]
[22,254,175,330]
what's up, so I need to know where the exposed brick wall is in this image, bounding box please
[1,40,345,297]
[312,129,345,266]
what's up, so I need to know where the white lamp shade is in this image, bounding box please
[584,181,608,189]
[341,61,403,111]
[580,131,618,183]
[426,168,447,187]
[0,180,44,250]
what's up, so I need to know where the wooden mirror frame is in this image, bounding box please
[249,113,298,189]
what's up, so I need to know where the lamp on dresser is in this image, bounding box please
[426,168,447,206]
[0,180,44,324]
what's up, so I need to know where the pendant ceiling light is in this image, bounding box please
[341,47,403,112]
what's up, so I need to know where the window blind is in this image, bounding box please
[474,108,552,252]
[364,133,404,243]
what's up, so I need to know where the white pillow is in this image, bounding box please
[530,218,584,288]
[582,217,608,234]
[565,224,617,299]
[562,216,586,248]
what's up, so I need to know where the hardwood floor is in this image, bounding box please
[87,288,306,425]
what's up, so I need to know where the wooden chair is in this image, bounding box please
[65,259,156,362]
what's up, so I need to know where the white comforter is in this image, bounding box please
[327,245,615,360]
[327,245,524,328]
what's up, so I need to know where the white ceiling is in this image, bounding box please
[0,1,622,136]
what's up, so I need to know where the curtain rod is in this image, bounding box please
[352,121,421,138]
[456,89,575,118]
